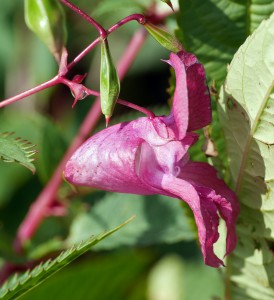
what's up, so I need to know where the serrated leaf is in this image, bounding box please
[218,13,274,299]
[0,217,134,300]
[0,133,37,173]
[178,0,274,85]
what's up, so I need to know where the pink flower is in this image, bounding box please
[64,51,240,267]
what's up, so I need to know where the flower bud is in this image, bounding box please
[144,22,183,53]
[24,0,67,62]
[100,39,120,122]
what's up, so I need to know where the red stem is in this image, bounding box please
[59,0,107,39]
[107,14,146,33]
[117,99,155,119]
[67,14,147,70]
[74,87,155,119]
[67,38,100,71]
[0,77,59,109]
[0,16,148,109]
[14,29,148,250]
[82,89,155,119]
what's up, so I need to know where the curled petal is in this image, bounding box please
[176,51,212,131]
[164,51,211,138]
[165,52,188,140]
[179,161,240,257]
[136,134,196,180]
[160,176,225,267]
[199,193,222,266]
[137,146,225,267]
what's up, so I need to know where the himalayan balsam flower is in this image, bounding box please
[64,51,240,267]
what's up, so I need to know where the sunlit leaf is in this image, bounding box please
[218,13,274,299]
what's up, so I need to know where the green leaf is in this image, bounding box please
[66,193,196,249]
[0,132,37,173]
[178,0,274,85]
[0,112,57,207]
[0,217,133,300]
[218,13,274,299]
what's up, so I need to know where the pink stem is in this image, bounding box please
[107,14,146,33]
[59,0,107,39]
[67,38,100,71]
[0,17,148,108]
[67,15,147,71]
[117,99,155,119]
[0,77,59,109]
[81,88,155,119]
[15,28,148,250]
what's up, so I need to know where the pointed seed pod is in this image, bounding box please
[24,0,67,62]
[160,0,174,11]
[100,38,120,121]
[144,22,183,53]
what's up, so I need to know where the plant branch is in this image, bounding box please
[0,77,59,109]
[107,14,146,33]
[59,0,107,39]
[0,16,148,108]
[14,28,148,251]
[117,99,155,119]
[67,15,147,70]
[78,89,155,119]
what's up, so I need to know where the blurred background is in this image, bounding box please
[0,0,223,299]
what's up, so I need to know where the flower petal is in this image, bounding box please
[161,175,226,267]
[137,143,225,267]
[64,117,170,195]
[177,51,212,131]
[65,122,144,193]
[179,161,240,257]
[165,52,189,140]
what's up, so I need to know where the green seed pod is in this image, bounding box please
[100,39,120,121]
[144,22,183,53]
[24,0,67,62]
